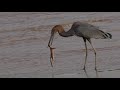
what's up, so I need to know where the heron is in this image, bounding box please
[48,21,112,71]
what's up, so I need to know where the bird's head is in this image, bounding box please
[48,25,64,47]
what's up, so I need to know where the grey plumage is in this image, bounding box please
[71,21,112,39]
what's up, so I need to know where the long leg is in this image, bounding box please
[83,38,88,70]
[87,38,97,71]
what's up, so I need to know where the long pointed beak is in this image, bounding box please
[48,32,54,47]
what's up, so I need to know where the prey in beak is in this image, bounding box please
[48,25,63,67]
[49,46,56,67]
[48,30,56,67]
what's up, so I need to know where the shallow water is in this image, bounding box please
[0,12,120,78]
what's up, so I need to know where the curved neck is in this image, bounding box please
[58,29,74,37]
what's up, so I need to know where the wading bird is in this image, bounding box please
[48,21,112,71]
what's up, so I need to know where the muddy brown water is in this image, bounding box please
[0,12,120,78]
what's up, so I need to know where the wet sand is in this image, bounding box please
[0,12,120,78]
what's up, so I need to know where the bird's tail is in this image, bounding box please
[99,30,112,39]
[104,32,112,39]
[106,33,112,39]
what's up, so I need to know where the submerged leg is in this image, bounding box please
[83,38,88,70]
[87,39,97,71]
